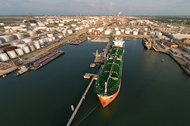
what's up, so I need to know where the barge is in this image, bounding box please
[69,38,87,45]
[31,50,64,70]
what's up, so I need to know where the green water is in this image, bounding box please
[0,39,190,126]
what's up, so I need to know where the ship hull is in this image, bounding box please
[98,86,120,108]
[95,40,124,108]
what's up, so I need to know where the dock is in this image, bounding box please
[94,40,112,66]
[66,76,97,126]
[0,62,17,77]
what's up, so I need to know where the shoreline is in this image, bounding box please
[152,44,190,77]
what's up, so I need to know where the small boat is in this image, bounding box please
[90,63,96,68]
[15,66,29,76]
[2,75,7,78]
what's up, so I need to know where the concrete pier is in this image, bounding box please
[66,77,96,126]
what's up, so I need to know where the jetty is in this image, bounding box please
[94,40,112,66]
[66,76,97,126]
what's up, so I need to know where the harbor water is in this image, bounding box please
[0,39,190,126]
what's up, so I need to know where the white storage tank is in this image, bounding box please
[133,31,138,35]
[105,30,111,35]
[28,31,37,37]
[39,39,45,45]
[23,46,30,54]
[22,38,32,44]
[125,30,131,34]
[48,38,53,42]
[115,27,119,31]
[15,33,25,39]
[0,53,10,62]
[115,31,121,35]
[17,44,27,48]
[0,35,15,42]
[7,50,17,59]
[121,29,125,32]
[34,43,40,49]
[29,45,35,51]
[15,48,24,56]
[45,38,49,43]
[47,34,53,38]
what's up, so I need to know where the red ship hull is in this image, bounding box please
[98,86,120,108]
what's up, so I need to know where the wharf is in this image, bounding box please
[94,40,112,66]
[170,56,190,77]
[66,76,97,126]
[0,63,17,77]
[152,40,168,54]
[90,38,109,43]
[152,40,190,77]
[83,73,98,80]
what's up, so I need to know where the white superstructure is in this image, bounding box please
[113,40,125,48]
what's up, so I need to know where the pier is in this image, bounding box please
[94,40,112,66]
[66,76,97,126]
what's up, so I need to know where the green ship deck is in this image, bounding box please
[95,46,124,96]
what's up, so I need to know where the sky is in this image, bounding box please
[0,0,190,16]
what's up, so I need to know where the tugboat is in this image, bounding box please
[15,66,29,76]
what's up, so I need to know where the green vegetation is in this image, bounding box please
[148,16,190,27]
[0,17,25,24]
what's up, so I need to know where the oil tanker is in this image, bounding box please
[95,40,125,108]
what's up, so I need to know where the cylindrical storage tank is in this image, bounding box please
[22,38,32,44]
[15,48,24,56]
[42,38,46,43]
[0,53,10,62]
[7,50,17,59]
[48,38,53,42]
[34,43,40,49]
[15,33,25,39]
[29,45,35,51]
[17,44,27,48]
[1,35,15,42]
[47,34,53,38]
[39,39,45,45]
[22,46,30,54]
[45,38,49,43]
[28,31,37,37]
